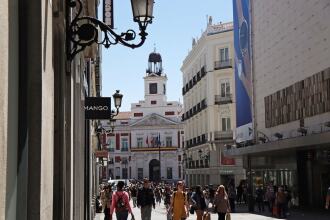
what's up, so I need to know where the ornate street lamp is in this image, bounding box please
[67,0,155,60]
[110,90,123,119]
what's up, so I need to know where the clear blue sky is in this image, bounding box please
[101,1,233,111]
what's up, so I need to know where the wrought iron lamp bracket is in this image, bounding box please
[66,0,148,60]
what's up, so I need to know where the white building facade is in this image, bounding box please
[102,52,184,182]
[181,19,245,187]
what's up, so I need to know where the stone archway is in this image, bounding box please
[149,159,160,182]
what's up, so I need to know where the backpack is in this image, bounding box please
[116,192,127,211]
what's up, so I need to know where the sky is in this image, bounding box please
[101,0,233,111]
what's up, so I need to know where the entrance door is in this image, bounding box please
[149,159,160,182]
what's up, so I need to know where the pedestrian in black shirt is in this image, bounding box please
[137,178,155,220]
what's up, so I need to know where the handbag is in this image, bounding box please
[225,213,231,220]
[189,205,195,214]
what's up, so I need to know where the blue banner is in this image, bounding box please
[233,0,253,142]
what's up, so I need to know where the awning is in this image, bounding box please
[224,130,330,157]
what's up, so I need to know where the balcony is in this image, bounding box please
[201,66,206,76]
[197,72,201,81]
[189,80,193,89]
[186,133,208,149]
[193,106,197,114]
[215,94,232,105]
[214,130,233,140]
[193,76,197,85]
[214,59,232,70]
[201,99,207,109]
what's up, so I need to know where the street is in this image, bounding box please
[94,202,330,220]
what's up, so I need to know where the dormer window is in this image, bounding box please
[149,83,157,94]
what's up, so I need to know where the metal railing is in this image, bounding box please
[215,94,232,105]
[214,59,232,70]
[214,130,233,140]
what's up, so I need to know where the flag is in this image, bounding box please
[151,137,154,147]
[157,133,161,146]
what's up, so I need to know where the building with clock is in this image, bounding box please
[101,51,184,182]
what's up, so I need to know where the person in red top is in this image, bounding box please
[110,181,134,220]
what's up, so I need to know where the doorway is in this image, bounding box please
[149,159,160,182]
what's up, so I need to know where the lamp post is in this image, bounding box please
[66,0,155,60]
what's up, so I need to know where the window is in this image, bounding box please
[115,156,121,163]
[137,137,143,148]
[151,100,157,105]
[115,167,120,179]
[107,138,115,152]
[165,111,175,116]
[220,47,229,61]
[163,84,166,94]
[167,167,173,179]
[122,168,128,179]
[138,168,143,179]
[220,81,230,97]
[134,112,143,117]
[178,166,181,179]
[222,118,231,131]
[149,83,157,94]
[165,136,172,147]
[121,138,128,151]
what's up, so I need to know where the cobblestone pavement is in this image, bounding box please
[94,202,330,220]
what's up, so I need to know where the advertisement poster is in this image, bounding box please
[233,0,253,143]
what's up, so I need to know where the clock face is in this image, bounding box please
[239,20,248,53]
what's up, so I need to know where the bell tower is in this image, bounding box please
[144,49,167,105]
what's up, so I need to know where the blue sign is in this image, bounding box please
[233,0,253,142]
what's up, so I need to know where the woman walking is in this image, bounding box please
[213,185,231,220]
[110,181,135,220]
[191,185,207,220]
[171,181,189,220]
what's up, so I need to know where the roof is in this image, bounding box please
[113,111,131,120]
[148,52,162,63]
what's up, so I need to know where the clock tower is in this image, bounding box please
[144,50,168,105]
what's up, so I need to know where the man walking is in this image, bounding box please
[137,178,155,220]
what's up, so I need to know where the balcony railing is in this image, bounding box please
[121,147,129,152]
[186,133,208,148]
[183,66,207,95]
[214,130,233,140]
[214,59,232,70]
[215,94,232,105]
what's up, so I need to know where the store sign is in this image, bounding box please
[85,97,111,119]
[103,0,113,28]
[95,150,108,158]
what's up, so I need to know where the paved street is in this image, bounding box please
[94,202,329,220]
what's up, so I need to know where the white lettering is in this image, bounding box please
[84,106,109,111]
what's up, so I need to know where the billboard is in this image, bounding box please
[233,0,253,143]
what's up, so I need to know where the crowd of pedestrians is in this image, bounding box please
[97,178,314,220]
